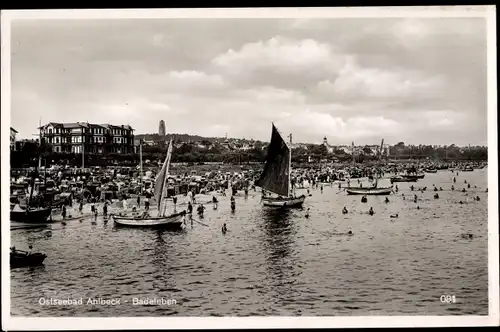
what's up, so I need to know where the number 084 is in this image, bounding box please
[440,295,456,303]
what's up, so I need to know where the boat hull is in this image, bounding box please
[10,207,52,223]
[346,187,392,195]
[425,169,437,173]
[111,211,185,230]
[390,176,419,183]
[10,253,47,268]
[262,195,306,208]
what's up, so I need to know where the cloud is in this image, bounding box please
[312,56,445,105]
[212,36,346,88]
[8,17,488,146]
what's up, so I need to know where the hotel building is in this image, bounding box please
[40,122,134,154]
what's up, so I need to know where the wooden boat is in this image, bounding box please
[112,138,186,229]
[112,211,185,230]
[256,124,306,208]
[10,138,52,223]
[346,139,392,196]
[260,195,306,207]
[425,168,438,173]
[462,166,474,172]
[416,173,425,179]
[346,187,392,195]
[390,175,419,183]
[10,248,47,268]
[10,205,52,223]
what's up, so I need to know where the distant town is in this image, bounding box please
[10,120,488,168]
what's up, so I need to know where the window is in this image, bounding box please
[56,137,60,144]
[49,129,53,134]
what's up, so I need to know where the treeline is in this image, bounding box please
[10,140,488,168]
[388,142,488,161]
[137,133,222,144]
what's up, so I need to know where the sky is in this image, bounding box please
[10,17,489,145]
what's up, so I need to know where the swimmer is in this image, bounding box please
[342,206,348,214]
[305,208,310,218]
[385,197,390,204]
[369,207,374,216]
[222,223,227,234]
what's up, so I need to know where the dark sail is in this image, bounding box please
[255,124,290,197]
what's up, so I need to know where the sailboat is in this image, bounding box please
[11,125,52,223]
[346,139,393,195]
[255,123,306,208]
[111,138,186,229]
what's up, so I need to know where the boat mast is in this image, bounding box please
[352,141,355,165]
[289,133,292,197]
[139,139,143,195]
[38,118,42,169]
[375,138,384,187]
[82,124,85,170]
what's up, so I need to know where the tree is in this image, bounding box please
[362,146,373,155]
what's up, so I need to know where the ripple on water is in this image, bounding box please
[10,170,489,316]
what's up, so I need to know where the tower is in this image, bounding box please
[159,120,166,136]
[323,136,328,146]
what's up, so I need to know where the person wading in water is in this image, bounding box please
[369,207,374,216]
[103,202,108,218]
[230,196,236,212]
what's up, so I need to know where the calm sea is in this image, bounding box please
[10,169,489,316]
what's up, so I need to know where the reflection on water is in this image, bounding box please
[10,170,489,317]
[260,208,299,306]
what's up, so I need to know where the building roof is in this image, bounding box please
[101,124,134,131]
[40,122,134,131]
[10,127,18,133]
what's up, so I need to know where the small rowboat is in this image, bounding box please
[346,187,392,195]
[110,210,186,230]
[10,248,47,268]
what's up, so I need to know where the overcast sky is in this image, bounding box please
[10,17,488,145]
